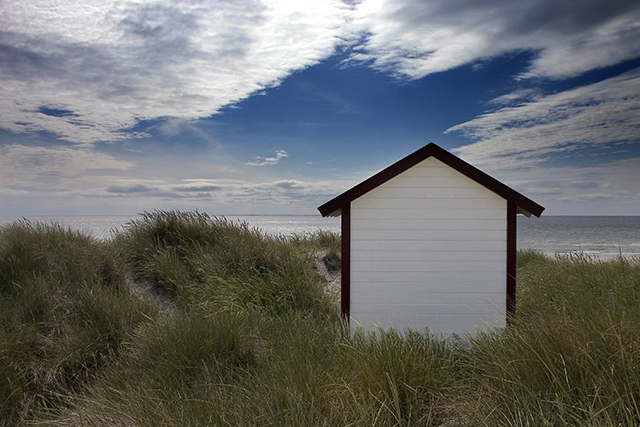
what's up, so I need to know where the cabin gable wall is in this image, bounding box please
[349,157,507,334]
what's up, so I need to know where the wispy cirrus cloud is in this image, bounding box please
[438,67,640,213]
[351,0,640,80]
[447,68,640,172]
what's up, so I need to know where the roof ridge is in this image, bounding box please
[318,143,544,218]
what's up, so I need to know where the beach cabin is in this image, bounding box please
[318,143,544,335]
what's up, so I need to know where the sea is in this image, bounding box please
[1,215,639,259]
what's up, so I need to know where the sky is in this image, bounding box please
[1,0,640,216]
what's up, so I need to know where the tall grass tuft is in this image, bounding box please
[334,328,462,426]
[461,253,640,426]
[464,315,640,426]
[112,210,336,316]
[0,220,157,425]
[48,310,264,426]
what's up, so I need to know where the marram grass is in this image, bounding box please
[111,210,337,315]
[2,212,640,426]
[0,220,158,425]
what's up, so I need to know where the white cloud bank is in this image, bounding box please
[2,0,639,145]
[0,0,353,144]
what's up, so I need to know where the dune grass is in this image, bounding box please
[0,220,158,425]
[111,210,337,316]
[1,212,639,426]
[465,250,640,426]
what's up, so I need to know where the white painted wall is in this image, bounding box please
[349,157,507,335]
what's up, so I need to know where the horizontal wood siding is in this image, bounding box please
[352,292,505,304]
[350,157,507,334]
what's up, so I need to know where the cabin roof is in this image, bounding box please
[317,143,544,218]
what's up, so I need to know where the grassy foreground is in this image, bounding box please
[1,211,639,426]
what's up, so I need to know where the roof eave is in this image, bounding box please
[317,143,544,218]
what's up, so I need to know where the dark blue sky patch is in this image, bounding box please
[38,106,77,118]
[208,51,539,168]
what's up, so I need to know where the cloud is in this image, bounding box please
[173,183,224,192]
[539,157,640,212]
[4,0,639,146]
[351,0,640,79]
[2,0,640,148]
[3,0,640,215]
[106,184,154,194]
[446,68,640,172]
[0,0,352,144]
[215,178,351,206]
[245,150,288,166]
[96,177,353,210]
[0,144,132,187]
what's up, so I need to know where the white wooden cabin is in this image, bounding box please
[318,143,544,335]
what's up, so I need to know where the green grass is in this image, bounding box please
[0,220,158,425]
[2,212,639,426]
[111,210,337,315]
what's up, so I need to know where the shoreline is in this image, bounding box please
[534,250,640,262]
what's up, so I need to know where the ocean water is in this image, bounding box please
[0,215,341,241]
[1,215,639,258]
[517,216,640,258]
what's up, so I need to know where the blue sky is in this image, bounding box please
[1,0,640,216]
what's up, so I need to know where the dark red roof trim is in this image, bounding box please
[340,203,351,319]
[318,143,544,218]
